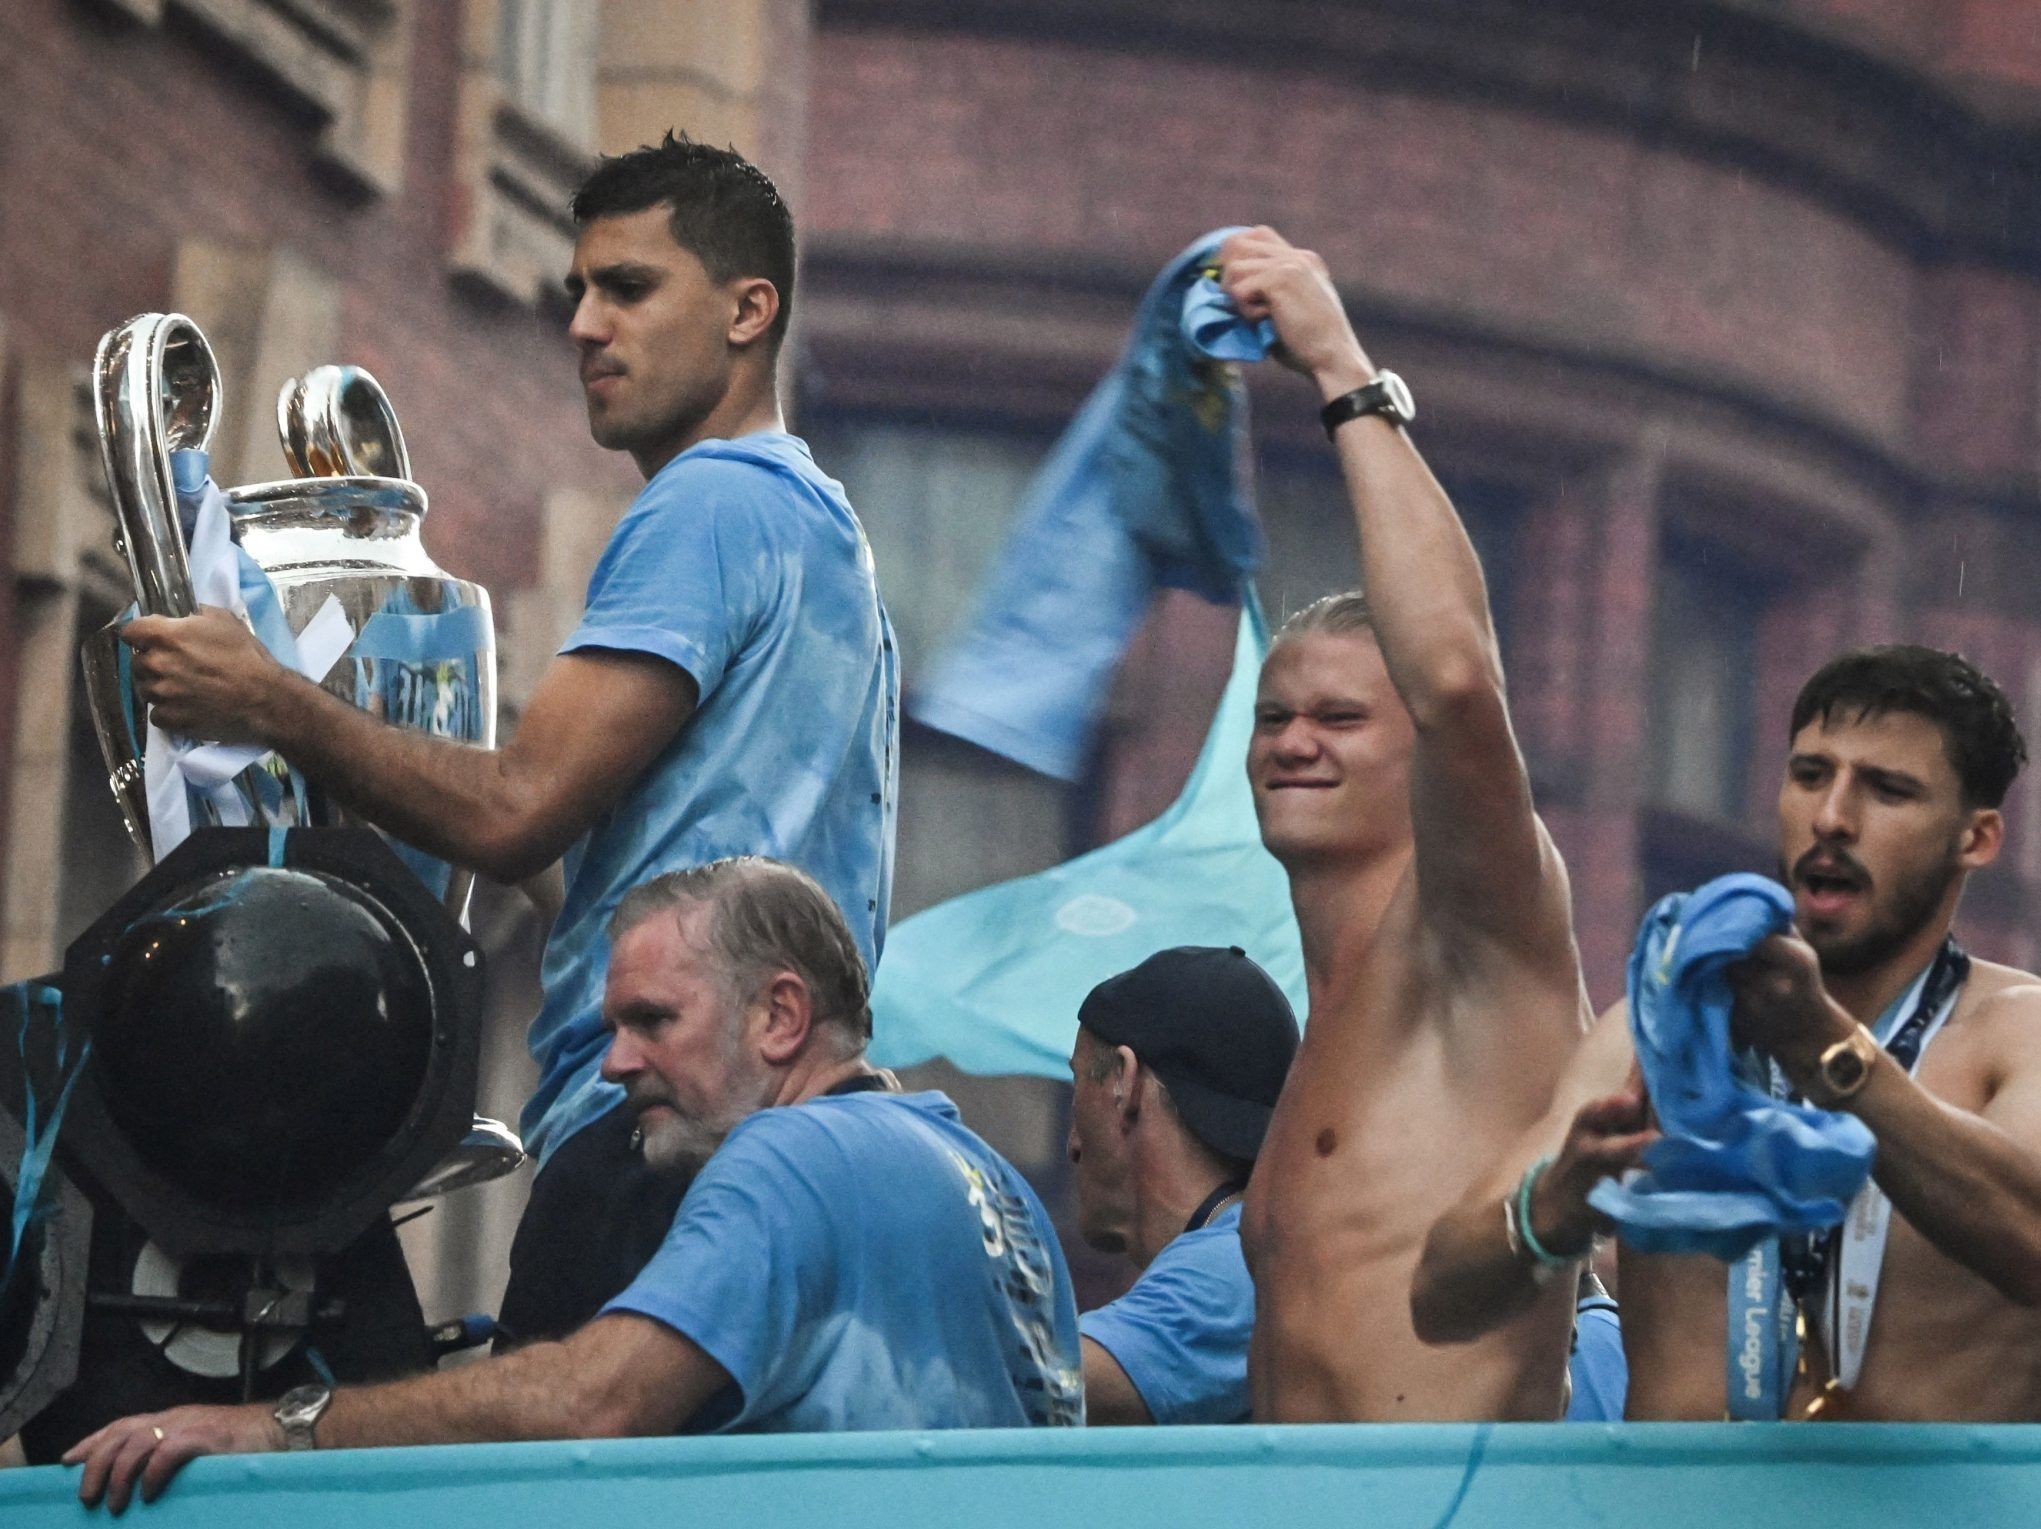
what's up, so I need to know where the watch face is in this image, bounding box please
[1827,1050,1868,1089]
[277,1383,330,1426]
[1379,371,1415,423]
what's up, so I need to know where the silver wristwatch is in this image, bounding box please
[273,1382,333,1450]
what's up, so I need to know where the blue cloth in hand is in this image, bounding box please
[1180,275,1276,362]
[1587,873,1875,1260]
[910,227,1266,780]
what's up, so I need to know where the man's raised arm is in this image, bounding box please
[1217,227,1561,958]
[124,610,696,884]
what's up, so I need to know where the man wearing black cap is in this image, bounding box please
[1067,947,1301,1425]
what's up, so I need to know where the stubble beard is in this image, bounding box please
[1792,844,1963,979]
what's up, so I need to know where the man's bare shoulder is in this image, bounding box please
[1958,958,2041,1047]
[1943,960,2041,1116]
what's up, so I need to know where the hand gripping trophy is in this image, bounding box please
[81,312,495,914]
[0,314,527,1459]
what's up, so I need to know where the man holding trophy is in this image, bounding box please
[121,132,901,1341]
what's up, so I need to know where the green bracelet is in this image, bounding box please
[1513,1154,1571,1268]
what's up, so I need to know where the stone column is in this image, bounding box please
[1569,437,1666,1005]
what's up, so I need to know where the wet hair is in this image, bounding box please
[571,130,796,349]
[610,858,871,1044]
[1271,590,1375,646]
[1791,644,2027,808]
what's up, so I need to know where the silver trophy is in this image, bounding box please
[80,312,522,1196]
[81,313,495,916]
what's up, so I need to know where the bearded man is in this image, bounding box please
[1415,645,2041,1422]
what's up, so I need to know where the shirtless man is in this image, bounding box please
[1413,644,2041,1421]
[1218,228,1589,1422]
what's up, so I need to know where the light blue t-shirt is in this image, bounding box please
[1566,1293,1628,1422]
[604,1090,1085,1432]
[521,432,899,1162]
[1078,1202,1251,1425]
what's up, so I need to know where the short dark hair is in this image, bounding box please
[611,858,871,1043]
[571,130,796,348]
[1791,644,2028,808]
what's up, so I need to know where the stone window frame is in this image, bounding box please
[447,0,598,309]
[495,0,600,146]
[79,0,413,198]
[2,348,151,978]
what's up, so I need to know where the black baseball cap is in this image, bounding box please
[1077,946,1300,1162]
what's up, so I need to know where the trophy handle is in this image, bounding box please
[92,314,218,619]
[276,366,411,481]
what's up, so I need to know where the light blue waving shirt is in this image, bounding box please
[1588,873,1875,1259]
[522,433,899,1163]
[604,1091,1084,1432]
[870,602,1304,1079]
[1079,1202,1253,1425]
[910,228,1267,781]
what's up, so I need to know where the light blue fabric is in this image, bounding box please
[1565,1298,1627,1423]
[870,602,1305,1078]
[1587,873,1875,1260]
[1079,1202,1252,1425]
[1181,275,1277,362]
[603,1091,1083,1432]
[347,586,491,902]
[911,227,1266,780]
[522,433,899,1163]
[3,983,85,1301]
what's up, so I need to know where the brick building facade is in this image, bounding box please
[798,0,2041,1001]
[3,0,2037,1319]
[0,0,806,1325]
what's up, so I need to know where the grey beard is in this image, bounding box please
[637,1104,741,1178]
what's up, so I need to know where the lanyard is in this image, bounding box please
[1185,1179,1247,1237]
[4,983,88,1302]
[1723,936,1967,1416]
[823,1071,894,1098]
[1818,937,1969,1391]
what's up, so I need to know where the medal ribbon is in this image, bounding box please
[1818,937,1969,1390]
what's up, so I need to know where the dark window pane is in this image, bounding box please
[1647,534,1767,822]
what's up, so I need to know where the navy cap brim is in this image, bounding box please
[1154,1065,1277,1163]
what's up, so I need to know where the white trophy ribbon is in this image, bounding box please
[141,473,355,859]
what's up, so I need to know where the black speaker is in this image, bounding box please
[0,827,488,1455]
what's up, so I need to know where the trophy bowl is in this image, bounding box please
[79,322,496,920]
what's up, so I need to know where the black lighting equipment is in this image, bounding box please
[0,826,488,1459]
[0,1104,90,1443]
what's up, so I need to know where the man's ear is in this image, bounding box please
[756,971,813,1064]
[727,277,781,350]
[1959,807,2005,872]
[1113,1046,1142,1126]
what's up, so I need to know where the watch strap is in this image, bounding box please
[273,1382,333,1450]
[1320,372,1413,437]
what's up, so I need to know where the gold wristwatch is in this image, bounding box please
[1812,1024,1881,1106]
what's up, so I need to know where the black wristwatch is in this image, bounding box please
[273,1382,333,1450]
[1320,371,1415,437]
